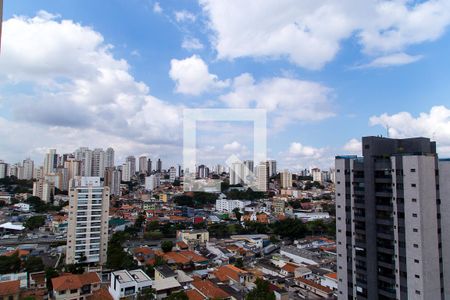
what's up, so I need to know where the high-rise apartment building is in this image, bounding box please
[280,169,292,189]
[33,178,55,203]
[121,162,131,182]
[230,162,244,185]
[255,162,269,192]
[267,160,277,177]
[44,149,57,175]
[75,147,93,177]
[104,167,121,196]
[126,156,136,175]
[66,177,109,265]
[147,158,152,174]
[139,156,148,174]
[311,167,322,183]
[92,148,105,178]
[169,166,177,182]
[22,158,34,180]
[105,147,115,168]
[335,136,449,300]
[157,158,162,173]
[0,161,6,179]
[145,174,160,191]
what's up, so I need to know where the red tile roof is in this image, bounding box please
[192,280,230,299]
[0,280,20,296]
[295,277,333,294]
[52,272,100,292]
[186,289,206,300]
[214,265,247,282]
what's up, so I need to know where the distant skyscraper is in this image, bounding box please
[255,161,269,192]
[33,178,55,203]
[66,177,109,265]
[336,137,449,300]
[145,174,160,191]
[126,156,136,175]
[243,160,254,184]
[169,166,177,182]
[230,162,244,185]
[44,149,57,175]
[197,165,209,179]
[157,158,162,173]
[311,167,322,182]
[22,158,34,180]
[147,158,152,173]
[92,148,105,178]
[64,158,81,183]
[121,162,131,182]
[105,147,115,168]
[75,147,93,177]
[104,167,121,196]
[280,169,292,189]
[0,161,6,179]
[267,160,277,177]
[139,156,148,174]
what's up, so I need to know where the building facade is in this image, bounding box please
[66,177,109,265]
[335,137,448,300]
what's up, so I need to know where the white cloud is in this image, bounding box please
[0,11,183,163]
[174,10,196,22]
[223,141,242,151]
[343,138,361,153]
[199,0,450,69]
[370,106,450,156]
[153,2,163,14]
[358,52,423,68]
[220,73,334,129]
[288,142,324,158]
[169,55,229,95]
[182,37,204,50]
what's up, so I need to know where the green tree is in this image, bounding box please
[45,267,59,290]
[106,232,138,270]
[65,263,84,274]
[166,291,189,300]
[25,215,46,230]
[0,253,21,274]
[271,218,307,240]
[246,278,275,300]
[161,240,174,253]
[233,207,242,222]
[137,287,156,300]
[25,256,44,273]
[234,257,244,268]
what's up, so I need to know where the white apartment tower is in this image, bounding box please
[230,162,244,185]
[66,177,109,265]
[44,149,57,175]
[126,156,136,175]
[92,148,105,178]
[336,137,449,300]
[255,162,269,192]
[105,147,115,168]
[268,160,277,177]
[22,158,34,180]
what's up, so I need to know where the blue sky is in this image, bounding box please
[1,0,450,170]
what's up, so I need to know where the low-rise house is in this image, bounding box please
[155,265,176,281]
[29,271,46,289]
[0,280,20,300]
[213,264,254,287]
[109,269,152,300]
[191,279,231,300]
[132,247,155,266]
[320,272,337,292]
[153,277,182,300]
[162,251,208,269]
[294,277,333,298]
[51,272,101,300]
[176,229,209,248]
[279,246,320,266]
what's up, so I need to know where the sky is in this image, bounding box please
[1,0,450,171]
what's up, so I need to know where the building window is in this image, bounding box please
[413,244,419,248]
[410,169,416,172]
[413,228,418,232]
[415,275,420,278]
[411,183,416,187]
[414,259,419,263]
[416,290,421,295]
[412,198,417,202]
[412,213,417,218]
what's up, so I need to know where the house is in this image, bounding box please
[294,277,333,298]
[191,279,230,300]
[0,280,20,300]
[132,247,155,265]
[29,271,46,289]
[279,263,301,277]
[279,246,320,265]
[109,269,152,300]
[155,265,176,281]
[153,277,182,300]
[213,264,254,286]
[51,272,101,300]
[162,251,208,269]
[320,272,337,292]
[176,230,209,248]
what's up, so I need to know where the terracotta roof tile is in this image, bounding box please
[0,280,20,296]
[192,280,230,299]
[52,272,100,292]
[186,289,206,300]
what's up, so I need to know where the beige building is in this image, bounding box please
[273,198,286,215]
[32,178,55,203]
[176,229,209,248]
[66,177,109,265]
[280,170,292,189]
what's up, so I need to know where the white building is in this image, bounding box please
[230,162,244,185]
[268,160,277,177]
[255,162,269,192]
[22,159,34,180]
[66,176,109,265]
[33,178,55,203]
[145,174,160,191]
[0,162,6,179]
[92,148,105,178]
[122,162,132,182]
[43,149,57,175]
[311,168,322,183]
[169,166,177,182]
[216,198,251,212]
[126,156,136,175]
[75,147,93,177]
[139,156,148,174]
[109,269,152,300]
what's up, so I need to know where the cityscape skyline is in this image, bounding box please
[1,1,450,170]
